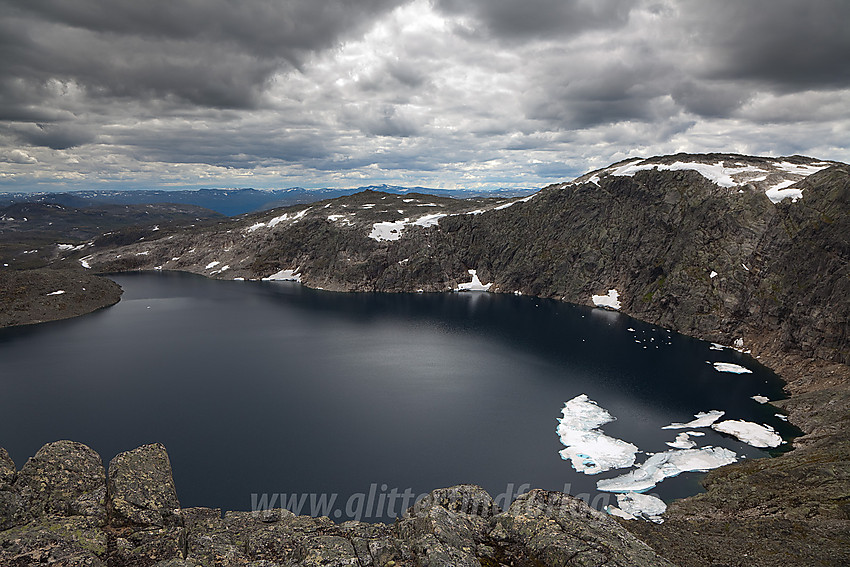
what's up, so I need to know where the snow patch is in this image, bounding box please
[263,269,302,282]
[369,219,408,241]
[57,243,85,252]
[709,270,718,279]
[765,179,803,204]
[79,259,91,269]
[412,213,447,228]
[591,289,621,310]
[556,394,639,475]
[46,290,66,296]
[205,261,220,270]
[712,420,782,448]
[457,269,492,292]
[268,208,309,228]
[611,161,764,188]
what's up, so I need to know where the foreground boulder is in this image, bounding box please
[0,441,673,566]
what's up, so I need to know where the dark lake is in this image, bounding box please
[0,272,794,521]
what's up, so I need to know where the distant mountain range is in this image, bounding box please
[0,185,535,217]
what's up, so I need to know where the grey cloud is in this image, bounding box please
[680,0,850,90]
[435,0,636,39]
[0,0,406,114]
[9,122,96,150]
[670,80,754,118]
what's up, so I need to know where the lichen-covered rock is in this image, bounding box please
[0,447,21,531]
[0,448,15,489]
[15,440,106,523]
[493,489,676,567]
[295,535,360,566]
[107,443,180,528]
[0,515,107,567]
[112,526,185,567]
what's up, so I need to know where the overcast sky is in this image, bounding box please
[1,0,848,192]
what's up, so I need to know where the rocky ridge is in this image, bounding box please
[0,441,672,566]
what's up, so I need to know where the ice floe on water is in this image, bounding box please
[591,289,621,310]
[611,492,667,523]
[712,420,782,448]
[712,362,752,374]
[751,395,769,404]
[596,447,738,493]
[456,269,492,292]
[665,432,699,449]
[662,410,725,430]
[556,395,638,475]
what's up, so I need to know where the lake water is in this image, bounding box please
[0,272,794,521]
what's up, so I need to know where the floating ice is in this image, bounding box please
[597,447,738,493]
[556,394,638,475]
[713,362,752,374]
[263,269,302,282]
[591,289,621,310]
[457,269,492,292]
[666,432,697,449]
[662,410,725,429]
[712,420,782,448]
[751,395,769,404]
[615,492,667,523]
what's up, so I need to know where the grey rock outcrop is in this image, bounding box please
[0,442,674,566]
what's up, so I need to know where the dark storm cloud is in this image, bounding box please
[681,0,850,90]
[435,0,636,39]
[0,0,405,118]
[11,122,96,150]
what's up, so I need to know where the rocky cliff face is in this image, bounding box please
[0,441,672,566]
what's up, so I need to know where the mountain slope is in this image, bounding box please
[80,153,848,366]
